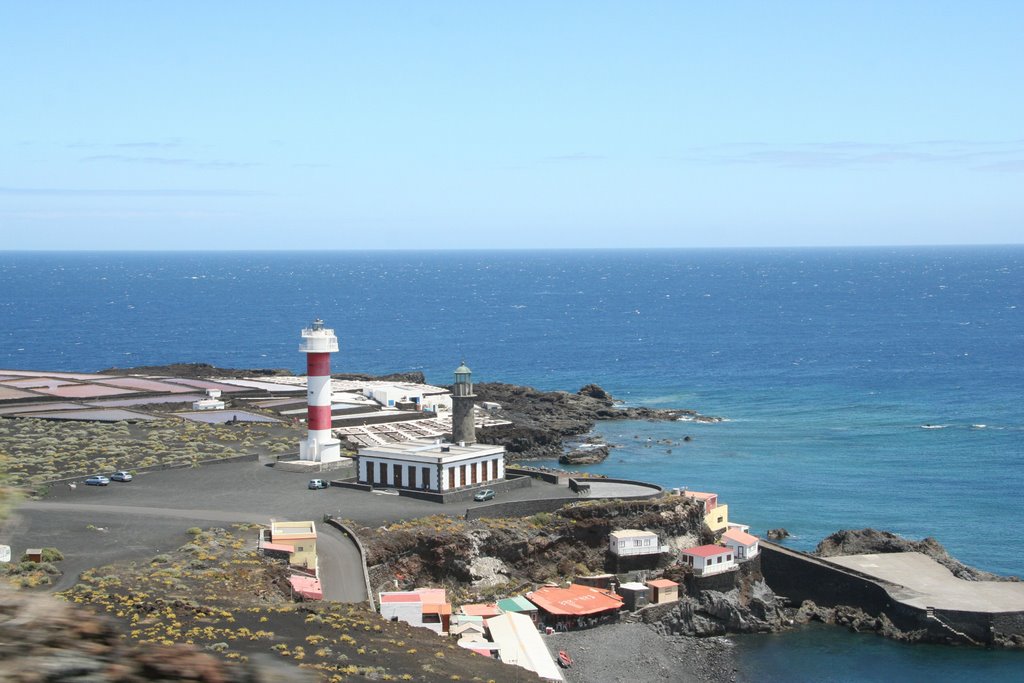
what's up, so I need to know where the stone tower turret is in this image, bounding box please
[451,361,476,445]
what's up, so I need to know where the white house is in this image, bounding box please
[378,588,452,635]
[608,529,661,557]
[357,439,505,491]
[680,544,736,576]
[721,528,760,560]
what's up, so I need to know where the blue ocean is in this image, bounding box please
[2,248,1022,681]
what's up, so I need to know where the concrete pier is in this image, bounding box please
[760,541,1024,646]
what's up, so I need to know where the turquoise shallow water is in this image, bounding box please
[1,247,1022,678]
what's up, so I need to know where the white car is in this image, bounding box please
[110,471,133,482]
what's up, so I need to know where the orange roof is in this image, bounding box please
[527,583,624,616]
[722,528,759,545]
[460,603,501,618]
[646,578,679,589]
[416,588,448,604]
[683,491,717,501]
[422,602,452,615]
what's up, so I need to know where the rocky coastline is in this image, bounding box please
[474,381,722,460]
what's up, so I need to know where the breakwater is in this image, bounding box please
[760,541,1024,647]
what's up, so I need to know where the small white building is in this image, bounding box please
[609,529,661,557]
[192,389,225,411]
[680,544,736,577]
[363,383,451,412]
[378,588,452,635]
[721,528,760,560]
[357,439,505,491]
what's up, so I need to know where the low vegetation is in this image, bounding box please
[3,547,64,589]
[59,525,513,682]
[0,417,299,488]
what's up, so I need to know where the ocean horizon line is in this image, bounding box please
[3,243,1023,255]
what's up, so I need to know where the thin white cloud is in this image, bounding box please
[541,152,606,162]
[67,139,184,149]
[678,140,1024,171]
[0,186,266,197]
[80,154,258,169]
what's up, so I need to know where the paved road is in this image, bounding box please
[317,524,369,602]
[6,458,576,601]
[15,498,368,602]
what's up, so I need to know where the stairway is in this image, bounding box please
[925,606,982,646]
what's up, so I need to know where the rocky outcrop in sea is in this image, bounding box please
[474,382,721,459]
[815,528,1020,582]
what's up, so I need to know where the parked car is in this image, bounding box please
[473,489,496,502]
[308,479,328,490]
[85,475,110,486]
[110,471,133,482]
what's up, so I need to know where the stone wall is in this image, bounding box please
[400,474,533,504]
[684,568,741,596]
[505,467,566,485]
[465,496,580,520]
[760,542,897,615]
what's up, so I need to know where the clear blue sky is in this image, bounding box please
[2,1,1022,249]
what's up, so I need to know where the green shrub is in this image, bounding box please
[186,527,203,536]
[40,547,63,563]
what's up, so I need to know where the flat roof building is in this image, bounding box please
[261,521,318,575]
[357,439,505,492]
[609,529,661,556]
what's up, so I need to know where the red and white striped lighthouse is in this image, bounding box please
[299,318,341,463]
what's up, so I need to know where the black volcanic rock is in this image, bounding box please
[815,528,1019,582]
[559,444,611,465]
[473,382,720,459]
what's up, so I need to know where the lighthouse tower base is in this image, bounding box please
[299,438,343,464]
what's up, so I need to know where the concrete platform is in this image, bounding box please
[827,552,1024,612]
[583,480,661,498]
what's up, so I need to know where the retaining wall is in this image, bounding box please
[465,496,581,520]
[398,474,533,504]
[760,541,1024,645]
[506,467,568,485]
[760,542,898,615]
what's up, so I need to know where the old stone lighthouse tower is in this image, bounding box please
[451,361,476,445]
